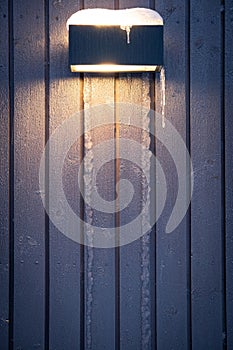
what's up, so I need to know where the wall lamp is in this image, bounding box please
[67,8,163,73]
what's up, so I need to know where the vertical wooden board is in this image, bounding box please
[225,0,233,347]
[155,1,190,349]
[0,1,9,348]
[119,0,150,7]
[118,2,155,350]
[117,73,155,350]
[13,0,45,348]
[190,1,223,349]
[48,1,82,349]
[84,0,113,8]
[82,2,116,350]
[118,75,145,350]
[83,77,116,350]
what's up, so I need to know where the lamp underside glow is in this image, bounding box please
[70,64,161,73]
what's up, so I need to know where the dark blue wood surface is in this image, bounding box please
[0,0,232,349]
[11,0,46,348]
[0,1,9,348]
[48,1,82,349]
[190,1,224,349]
[225,0,233,348]
[155,1,190,349]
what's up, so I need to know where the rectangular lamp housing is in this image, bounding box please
[69,25,163,73]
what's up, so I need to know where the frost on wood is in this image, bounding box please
[141,74,152,349]
[84,76,94,350]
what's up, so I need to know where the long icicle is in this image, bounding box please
[160,67,166,128]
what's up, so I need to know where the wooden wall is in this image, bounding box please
[0,0,232,349]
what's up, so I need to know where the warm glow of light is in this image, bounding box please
[67,8,163,28]
[70,64,161,73]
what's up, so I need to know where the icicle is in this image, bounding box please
[84,76,94,350]
[126,26,131,44]
[141,74,152,349]
[120,25,132,44]
[160,67,166,128]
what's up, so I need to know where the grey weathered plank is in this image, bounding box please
[120,0,150,7]
[225,0,233,348]
[84,0,112,8]
[118,2,155,350]
[155,1,190,349]
[190,1,224,349]
[48,1,82,349]
[0,1,9,348]
[13,0,46,348]
[2,1,230,349]
[118,74,155,350]
[118,76,147,350]
[83,76,116,350]
[83,1,116,349]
